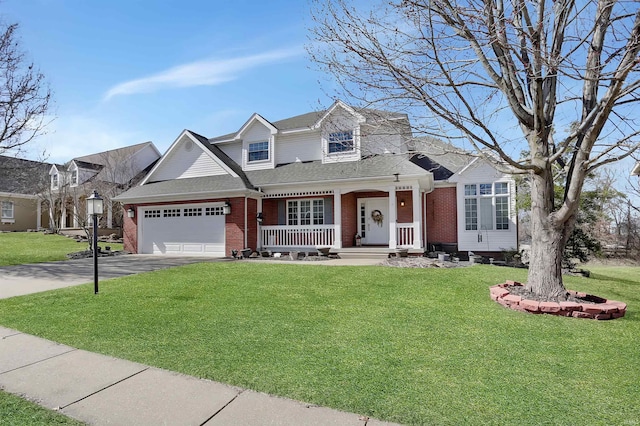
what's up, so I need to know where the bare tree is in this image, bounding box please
[0,22,51,156]
[309,0,640,298]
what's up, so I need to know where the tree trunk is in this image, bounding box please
[525,171,569,298]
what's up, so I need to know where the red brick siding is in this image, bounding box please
[225,198,246,256]
[396,190,413,223]
[122,204,137,253]
[261,199,279,226]
[246,197,258,251]
[425,187,457,244]
[341,192,357,247]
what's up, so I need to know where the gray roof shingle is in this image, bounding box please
[0,156,51,195]
[114,174,249,201]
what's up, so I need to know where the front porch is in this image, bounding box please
[257,180,430,252]
[260,222,420,251]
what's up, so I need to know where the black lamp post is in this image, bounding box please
[86,191,104,294]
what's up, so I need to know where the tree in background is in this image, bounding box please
[0,22,51,156]
[310,0,640,298]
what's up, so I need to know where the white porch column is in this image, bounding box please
[107,201,113,228]
[388,185,397,249]
[48,198,55,229]
[412,184,423,249]
[257,197,263,250]
[36,199,42,229]
[61,204,67,229]
[333,189,342,248]
[73,203,79,228]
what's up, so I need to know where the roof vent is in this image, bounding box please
[184,140,194,152]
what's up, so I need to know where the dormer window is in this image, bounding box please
[71,170,78,185]
[52,173,59,188]
[248,141,269,162]
[328,131,354,153]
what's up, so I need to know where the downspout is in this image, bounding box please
[423,192,428,251]
[244,195,248,248]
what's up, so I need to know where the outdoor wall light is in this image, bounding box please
[393,173,400,182]
[127,207,135,218]
[257,212,263,224]
[223,201,231,215]
[400,199,405,207]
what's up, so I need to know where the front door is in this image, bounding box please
[359,198,389,245]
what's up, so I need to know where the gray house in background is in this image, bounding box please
[0,156,51,231]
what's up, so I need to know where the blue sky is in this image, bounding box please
[3,0,331,164]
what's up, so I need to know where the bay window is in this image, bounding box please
[464,182,510,231]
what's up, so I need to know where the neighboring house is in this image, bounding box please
[115,101,517,258]
[47,142,161,231]
[0,156,51,231]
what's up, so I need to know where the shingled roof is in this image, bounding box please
[0,156,51,195]
[409,136,472,180]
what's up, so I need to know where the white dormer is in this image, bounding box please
[49,165,61,189]
[317,102,365,164]
[239,114,277,171]
[69,162,79,187]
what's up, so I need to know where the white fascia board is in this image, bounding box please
[49,164,59,175]
[237,113,278,137]
[258,173,433,192]
[139,130,239,186]
[0,191,38,200]
[312,100,366,130]
[115,188,260,204]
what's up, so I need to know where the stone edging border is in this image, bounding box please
[490,281,627,320]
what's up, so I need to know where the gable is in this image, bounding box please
[146,133,233,182]
[449,158,508,183]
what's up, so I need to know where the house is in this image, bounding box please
[115,101,517,258]
[47,142,161,232]
[0,156,51,231]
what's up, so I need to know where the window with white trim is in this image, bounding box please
[248,141,269,162]
[287,199,324,225]
[464,182,510,231]
[328,131,354,153]
[52,173,59,188]
[1,201,14,220]
[71,170,78,185]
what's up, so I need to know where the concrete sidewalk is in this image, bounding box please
[0,327,399,425]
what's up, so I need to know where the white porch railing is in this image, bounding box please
[261,225,336,248]
[396,223,415,247]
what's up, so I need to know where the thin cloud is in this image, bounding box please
[103,47,302,100]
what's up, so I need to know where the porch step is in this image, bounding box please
[334,248,424,259]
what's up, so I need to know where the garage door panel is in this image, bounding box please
[140,204,225,256]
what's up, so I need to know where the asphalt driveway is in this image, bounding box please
[0,255,229,299]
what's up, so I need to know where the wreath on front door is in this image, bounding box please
[371,209,384,227]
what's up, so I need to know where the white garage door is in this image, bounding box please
[139,203,225,256]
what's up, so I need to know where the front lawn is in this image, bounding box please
[0,263,637,425]
[0,390,85,425]
[0,232,123,266]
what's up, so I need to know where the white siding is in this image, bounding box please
[218,141,242,165]
[455,161,518,252]
[242,121,275,171]
[150,136,228,181]
[275,131,322,164]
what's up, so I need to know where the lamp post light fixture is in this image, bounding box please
[86,191,104,294]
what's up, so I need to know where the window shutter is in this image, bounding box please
[277,200,286,225]
[324,197,334,224]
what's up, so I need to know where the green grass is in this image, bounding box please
[0,390,84,425]
[0,263,638,425]
[0,232,123,266]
